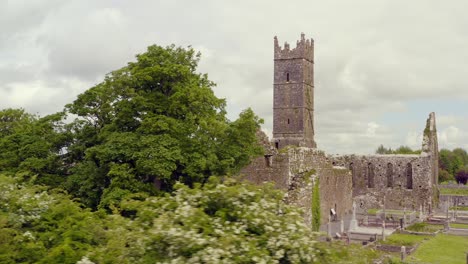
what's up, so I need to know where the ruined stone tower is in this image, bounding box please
[273,33,317,149]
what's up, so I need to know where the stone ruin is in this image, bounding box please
[239,33,440,227]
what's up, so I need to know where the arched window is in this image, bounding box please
[406,163,413,189]
[386,163,393,187]
[367,163,375,188]
[349,163,355,187]
[286,72,290,82]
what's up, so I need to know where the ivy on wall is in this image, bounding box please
[311,178,321,231]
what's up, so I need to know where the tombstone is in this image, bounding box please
[381,221,386,241]
[446,199,450,220]
[340,219,344,234]
[349,201,358,231]
[401,246,406,261]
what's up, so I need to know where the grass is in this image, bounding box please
[324,241,384,264]
[380,233,432,247]
[450,223,468,229]
[450,206,468,211]
[408,234,468,264]
[406,222,443,233]
[367,208,379,215]
[440,188,468,196]
[367,209,413,216]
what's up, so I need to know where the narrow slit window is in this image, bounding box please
[387,163,393,187]
[287,118,290,124]
[286,72,290,82]
[406,163,413,189]
[367,163,375,188]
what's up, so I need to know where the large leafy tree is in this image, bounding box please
[64,45,263,208]
[0,109,69,186]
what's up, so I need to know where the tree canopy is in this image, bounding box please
[0,44,264,209]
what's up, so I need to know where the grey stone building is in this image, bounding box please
[241,33,439,225]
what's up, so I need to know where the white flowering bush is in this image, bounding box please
[0,174,106,263]
[91,177,329,263]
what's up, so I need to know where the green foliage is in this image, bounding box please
[439,168,454,183]
[439,148,468,183]
[375,144,421,155]
[90,177,329,263]
[0,174,105,263]
[311,178,321,232]
[61,44,263,208]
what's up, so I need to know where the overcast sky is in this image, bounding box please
[2,0,468,154]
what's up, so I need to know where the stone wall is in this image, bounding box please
[440,195,468,207]
[328,112,439,213]
[329,154,434,213]
[240,147,353,226]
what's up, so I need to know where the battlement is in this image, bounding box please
[274,33,314,61]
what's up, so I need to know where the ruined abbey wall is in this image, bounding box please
[329,113,439,213]
[240,146,352,226]
[330,154,434,213]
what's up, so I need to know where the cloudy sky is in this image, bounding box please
[2,0,468,154]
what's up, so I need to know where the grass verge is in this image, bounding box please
[408,234,468,264]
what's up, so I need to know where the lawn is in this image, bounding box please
[380,233,432,247]
[406,222,443,233]
[451,223,468,229]
[440,188,468,196]
[408,234,468,264]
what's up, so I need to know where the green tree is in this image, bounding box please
[64,44,263,208]
[0,109,69,186]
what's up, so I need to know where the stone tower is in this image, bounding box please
[273,33,316,149]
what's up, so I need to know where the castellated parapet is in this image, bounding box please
[274,33,314,62]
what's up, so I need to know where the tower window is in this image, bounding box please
[286,73,290,82]
[287,118,290,124]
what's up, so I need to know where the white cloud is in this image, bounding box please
[0,0,468,154]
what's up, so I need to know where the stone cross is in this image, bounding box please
[349,201,358,231]
[381,221,386,241]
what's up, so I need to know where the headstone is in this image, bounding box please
[340,219,344,234]
[349,201,358,231]
[382,221,386,241]
[401,246,406,261]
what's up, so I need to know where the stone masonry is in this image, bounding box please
[240,33,439,227]
[273,33,316,149]
[330,113,439,214]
